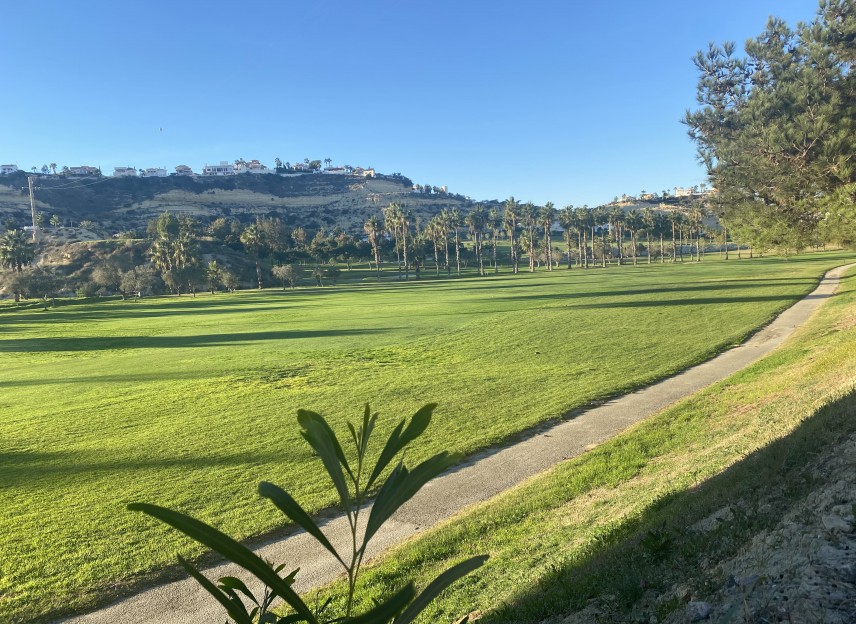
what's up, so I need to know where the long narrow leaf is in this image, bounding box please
[259,482,346,568]
[299,415,353,513]
[297,409,354,481]
[178,556,253,624]
[393,556,488,624]
[218,576,259,606]
[346,583,415,624]
[366,404,436,491]
[364,451,461,545]
[129,503,316,623]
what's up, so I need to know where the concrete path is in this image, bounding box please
[60,263,854,624]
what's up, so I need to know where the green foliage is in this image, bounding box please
[685,1,856,246]
[129,404,485,623]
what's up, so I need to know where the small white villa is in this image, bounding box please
[113,166,138,177]
[202,161,235,176]
[174,165,194,176]
[0,164,19,175]
[234,159,272,174]
[140,167,168,178]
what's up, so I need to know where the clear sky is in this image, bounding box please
[1,0,819,207]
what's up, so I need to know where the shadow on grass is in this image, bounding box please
[484,389,856,623]
[0,327,391,352]
[0,448,289,487]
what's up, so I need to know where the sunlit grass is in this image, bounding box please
[326,265,856,623]
[0,251,851,622]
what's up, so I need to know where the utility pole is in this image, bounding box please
[27,175,39,242]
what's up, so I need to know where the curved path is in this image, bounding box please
[60,262,855,624]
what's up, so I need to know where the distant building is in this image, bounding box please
[353,167,375,178]
[640,192,656,200]
[113,166,138,177]
[68,165,100,177]
[140,167,168,178]
[0,164,19,175]
[202,161,236,176]
[674,187,694,197]
[174,165,195,176]
[323,167,347,175]
[234,159,272,174]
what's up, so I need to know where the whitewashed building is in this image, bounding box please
[234,159,272,174]
[69,166,100,176]
[0,164,19,175]
[202,161,235,176]
[140,167,168,178]
[174,165,194,176]
[113,166,138,177]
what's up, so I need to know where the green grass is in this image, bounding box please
[0,251,851,622]
[322,265,856,623]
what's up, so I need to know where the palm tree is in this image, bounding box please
[688,203,705,262]
[363,216,383,279]
[487,207,502,273]
[438,208,452,276]
[465,205,487,276]
[324,158,332,169]
[240,224,264,289]
[642,207,656,264]
[425,217,442,276]
[539,202,556,271]
[0,229,35,302]
[399,207,412,280]
[519,203,537,272]
[383,203,403,280]
[558,205,576,269]
[49,163,57,175]
[206,260,222,294]
[274,157,282,170]
[625,210,642,265]
[609,206,625,266]
[450,208,462,276]
[503,197,519,274]
[575,207,592,268]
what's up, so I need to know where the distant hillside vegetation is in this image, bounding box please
[0,171,471,234]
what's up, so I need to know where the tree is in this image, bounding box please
[363,216,383,279]
[383,203,404,280]
[0,229,35,276]
[503,197,519,274]
[684,2,856,247]
[221,270,240,293]
[206,260,222,294]
[49,163,57,175]
[91,263,122,294]
[50,214,61,229]
[240,224,264,289]
[487,207,502,273]
[465,205,487,276]
[449,208,462,276]
[272,264,303,289]
[558,205,577,269]
[120,265,156,301]
[539,202,556,271]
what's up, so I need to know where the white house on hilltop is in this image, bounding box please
[140,167,168,178]
[234,159,272,174]
[0,164,19,175]
[68,165,100,176]
[203,161,235,176]
[113,166,138,177]
[174,165,194,176]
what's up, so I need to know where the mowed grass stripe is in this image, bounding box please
[0,251,849,622]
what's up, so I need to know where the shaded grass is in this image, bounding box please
[0,251,851,622]
[326,266,856,623]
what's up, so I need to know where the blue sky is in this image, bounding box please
[1,0,819,207]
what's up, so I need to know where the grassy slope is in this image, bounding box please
[0,252,850,622]
[330,266,856,623]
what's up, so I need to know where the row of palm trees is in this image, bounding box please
[363,199,715,280]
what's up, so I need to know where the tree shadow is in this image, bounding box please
[0,328,392,352]
[483,389,856,623]
[0,448,287,487]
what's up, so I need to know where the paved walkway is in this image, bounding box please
[61,263,854,624]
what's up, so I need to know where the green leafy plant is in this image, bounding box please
[129,403,486,623]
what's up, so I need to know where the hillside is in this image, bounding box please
[0,171,471,234]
